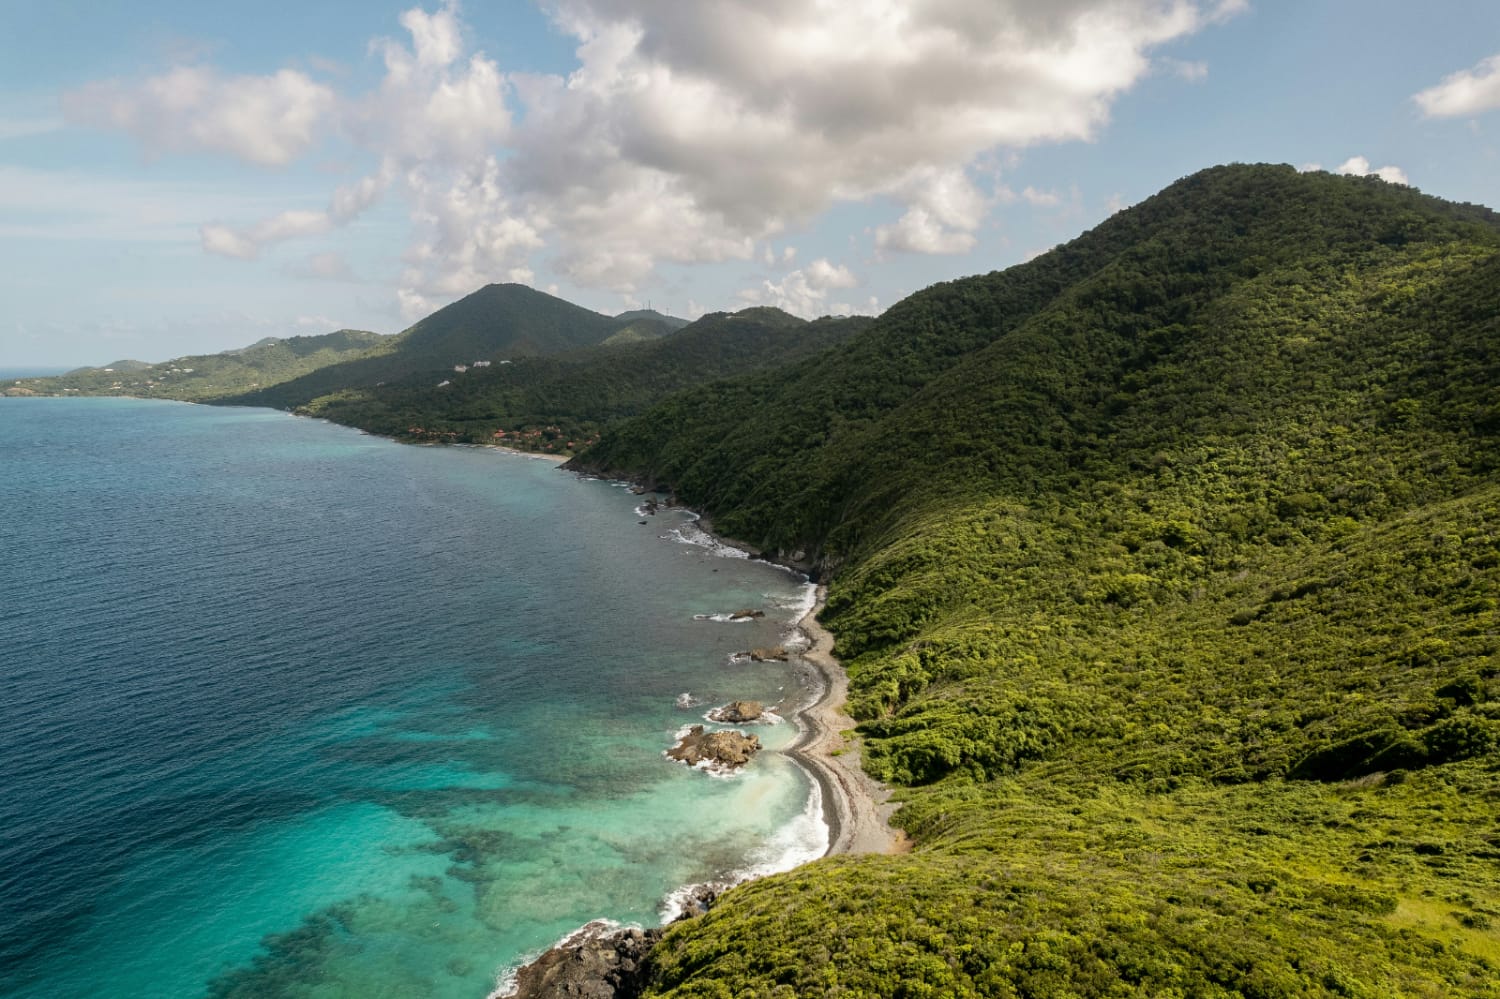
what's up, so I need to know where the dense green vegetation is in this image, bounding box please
[3,329,387,401]
[220,283,666,411]
[297,308,871,452]
[566,165,1500,996]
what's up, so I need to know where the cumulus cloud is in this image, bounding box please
[63,66,335,166]
[200,169,390,258]
[528,0,1232,268]
[1414,53,1500,118]
[398,154,544,319]
[875,167,991,255]
[1334,155,1408,186]
[67,0,1241,310]
[739,257,859,317]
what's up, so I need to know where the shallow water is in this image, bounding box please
[0,398,821,999]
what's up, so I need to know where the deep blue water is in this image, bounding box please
[0,398,821,998]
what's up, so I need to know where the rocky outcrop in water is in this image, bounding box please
[749,646,787,661]
[708,700,764,723]
[508,922,661,999]
[666,725,761,768]
[508,888,720,999]
[728,609,764,620]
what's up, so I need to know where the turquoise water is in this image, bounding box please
[0,398,822,998]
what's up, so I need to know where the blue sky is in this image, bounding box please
[3,1,1499,367]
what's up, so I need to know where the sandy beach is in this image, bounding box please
[784,586,907,856]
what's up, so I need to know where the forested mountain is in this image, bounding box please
[221,283,636,410]
[295,307,873,452]
[569,165,1500,996]
[4,329,388,401]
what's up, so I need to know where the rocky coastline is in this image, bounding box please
[500,564,904,998]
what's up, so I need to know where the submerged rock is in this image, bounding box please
[728,609,765,620]
[667,725,761,769]
[708,700,764,723]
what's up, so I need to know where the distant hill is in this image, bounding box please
[569,165,1500,996]
[8,329,388,401]
[298,306,874,452]
[612,308,690,330]
[601,318,680,346]
[223,283,628,410]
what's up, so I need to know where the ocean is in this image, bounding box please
[0,397,823,998]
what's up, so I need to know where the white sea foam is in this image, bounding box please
[703,705,783,726]
[675,692,703,709]
[657,778,828,923]
[665,516,751,559]
[692,612,756,623]
[766,582,817,618]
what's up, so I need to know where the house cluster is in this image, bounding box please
[491,427,602,453]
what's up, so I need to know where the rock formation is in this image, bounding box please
[666,725,760,768]
[508,922,660,999]
[708,700,764,723]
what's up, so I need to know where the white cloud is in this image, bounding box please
[530,0,1228,268]
[63,66,335,166]
[875,166,990,254]
[66,1,1241,311]
[738,257,859,317]
[398,154,544,318]
[1022,186,1062,207]
[1105,192,1131,214]
[1414,53,1500,119]
[199,168,392,260]
[1334,155,1408,186]
[1160,58,1209,82]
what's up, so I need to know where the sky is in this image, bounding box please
[2,1,1500,367]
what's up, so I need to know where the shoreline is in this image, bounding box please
[498,510,903,998]
[784,585,907,857]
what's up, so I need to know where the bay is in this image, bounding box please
[0,397,822,998]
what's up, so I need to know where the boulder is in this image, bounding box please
[728,609,765,620]
[748,646,788,662]
[667,725,761,768]
[708,700,764,723]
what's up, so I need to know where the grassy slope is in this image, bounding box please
[570,165,1500,996]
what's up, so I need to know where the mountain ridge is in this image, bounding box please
[564,164,1500,996]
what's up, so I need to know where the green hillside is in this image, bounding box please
[220,283,628,410]
[606,308,691,346]
[5,329,388,401]
[297,307,873,452]
[568,165,1500,996]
